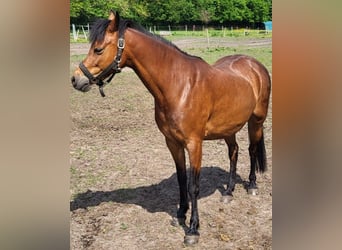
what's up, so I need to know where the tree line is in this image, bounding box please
[70,0,272,27]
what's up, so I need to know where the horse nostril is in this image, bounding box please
[71,76,76,86]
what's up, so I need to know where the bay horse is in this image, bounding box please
[71,11,271,245]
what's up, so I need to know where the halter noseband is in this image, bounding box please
[79,37,125,97]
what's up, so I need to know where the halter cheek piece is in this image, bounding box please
[79,37,125,97]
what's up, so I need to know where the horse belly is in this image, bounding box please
[204,104,254,140]
[204,121,246,140]
[203,78,257,139]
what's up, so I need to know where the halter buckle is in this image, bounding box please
[117,38,125,49]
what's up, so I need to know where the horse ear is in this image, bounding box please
[108,10,116,20]
[108,10,120,32]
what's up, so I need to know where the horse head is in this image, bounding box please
[71,10,127,97]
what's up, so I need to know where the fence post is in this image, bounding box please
[81,25,88,40]
[206,28,210,48]
[72,24,78,42]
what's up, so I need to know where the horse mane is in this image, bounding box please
[89,19,111,45]
[89,16,202,60]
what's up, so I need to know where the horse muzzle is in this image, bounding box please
[71,75,92,92]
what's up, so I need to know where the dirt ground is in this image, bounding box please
[70,37,272,249]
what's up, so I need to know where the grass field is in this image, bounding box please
[184,46,272,69]
[169,29,272,39]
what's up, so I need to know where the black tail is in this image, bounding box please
[256,133,267,173]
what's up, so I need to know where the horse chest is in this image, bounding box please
[154,106,187,142]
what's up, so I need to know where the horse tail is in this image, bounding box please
[256,132,267,173]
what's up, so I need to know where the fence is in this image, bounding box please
[70,24,272,42]
[71,24,90,42]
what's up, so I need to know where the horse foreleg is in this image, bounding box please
[165,138,188,226]
[184,139,202,245]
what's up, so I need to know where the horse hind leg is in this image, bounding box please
[221,134,239,203]
[247,60,270,195]
[247,114,267,195]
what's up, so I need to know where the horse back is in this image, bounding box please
[213,54,271,113]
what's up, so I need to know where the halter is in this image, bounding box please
[79,37,125,97]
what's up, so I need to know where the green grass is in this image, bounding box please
[71,54,87,61]
[169,29,272,39]
[120,223,128,230]
[185,46,272,73]
[70,36,88,43]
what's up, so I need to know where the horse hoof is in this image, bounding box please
[248,188,258,195]
[220,195,233,203]
[184,235,199,245]
[171,217,185,227]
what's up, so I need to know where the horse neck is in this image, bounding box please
[124,29,196,104]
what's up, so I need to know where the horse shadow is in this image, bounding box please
[70,166,246,217]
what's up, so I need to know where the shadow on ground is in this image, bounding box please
[71,166,246,217]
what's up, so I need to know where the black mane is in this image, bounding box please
[89,16,201,59]
[89,19,111,45]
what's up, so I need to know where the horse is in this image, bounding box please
[71,10,271,245]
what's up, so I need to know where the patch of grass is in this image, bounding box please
[73,147,86,159]
[184,46,272,73]
[114,165,128,172]
[70,37,88,43]
[71,54,87,62]
[86,171,104,186]
[169,29,272,40]
[70,165,77,175]
[120,223,128,230]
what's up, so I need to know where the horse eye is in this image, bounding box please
[94,48,104,55]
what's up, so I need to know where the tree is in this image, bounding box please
[146,0,196,24]
[70,0,148,24]
[195,0,216,24]
[247,0,271,23]
[70,0,272,25]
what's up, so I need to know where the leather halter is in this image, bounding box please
[79,37,125,97]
